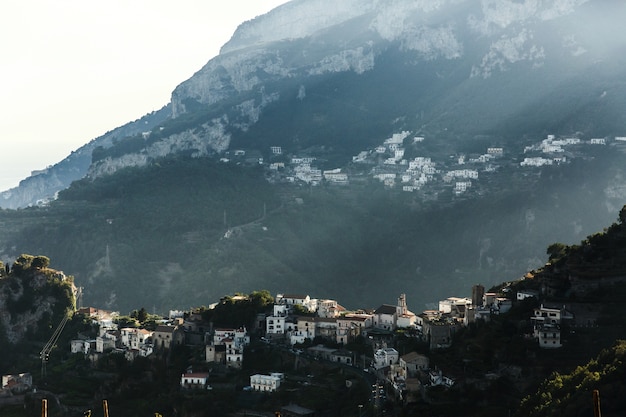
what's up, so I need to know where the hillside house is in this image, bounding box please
[207,327,249,367]
[463,306,492,325]
[152,324,183,350]
[373,304,397,331]
[205,344,226,363]
[317,299,340,318]
[517,289,539,301]
[78,307,119,334]
[429,368,456,388]
[70,339,95,355]
[276,294,317,313]
[180,372,210,390]
[96,334,116,353]
[315,317,338,339]
[213,327,250,349]
[494,297,513,314]
[415,310,441,333]
[250,373,283,392]
[120,328,153,350]
[332,349,354,365]
[374,348,399,369]
[531,304,573,349]
[336,314,372,344]
[295,316,316,339]
[266,304,289,336]
[400,351,430,377]
[2,373,32,393]
[483,293,498,307]
[423,318,458,350]
[224,338,243,369]
[124,347,150,362]
[439,297,471,315]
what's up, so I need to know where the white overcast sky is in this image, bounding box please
[0,0,290,192]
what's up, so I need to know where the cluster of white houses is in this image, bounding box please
[65,284,577,397]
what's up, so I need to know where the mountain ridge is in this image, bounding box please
[0,0,625,315]
[3,0,625,208]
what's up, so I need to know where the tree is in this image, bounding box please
[546,242,568,262]
[131,307,149,323]
[11,254,34,275]
[250,290,274,308]
[31,255,51,269]
[619,204,626,224]
[115,316,139,328]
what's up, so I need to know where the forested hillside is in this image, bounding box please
[0,146,624,314]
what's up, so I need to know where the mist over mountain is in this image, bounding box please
[1,0,625,313]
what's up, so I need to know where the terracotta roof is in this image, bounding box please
[182,372,210,378]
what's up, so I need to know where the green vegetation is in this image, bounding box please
[0,146,623,315]
[198,290,274,328]
[515,341,626,417]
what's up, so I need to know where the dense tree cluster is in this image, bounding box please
[516,341,626,417]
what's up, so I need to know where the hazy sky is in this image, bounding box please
[0,0,290,192]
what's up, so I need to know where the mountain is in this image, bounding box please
[0,106,171,209]
[0,0,625,313]
[4,0,626,207]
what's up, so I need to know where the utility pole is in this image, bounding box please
[593,390,601,417]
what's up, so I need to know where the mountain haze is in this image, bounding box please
[1,0,626,313]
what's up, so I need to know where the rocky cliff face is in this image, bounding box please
[0,106,171,209]
[91,0,624,180]
[0,266,75,344]
[4,0,625,207]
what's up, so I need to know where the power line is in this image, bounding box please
[40,314,70,377]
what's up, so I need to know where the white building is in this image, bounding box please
[250,373,283,392]
[266,304,288,335]
[374,348,399,369]
[336,314,372,344]
[276,294,317,313]
[517,290,539,301]
[180,372,210,390]
[521,157,553,167]
[373,304,397,330]
[317,299,340,318]
[70,339,93,355]
[487,147,503,156]
[531,305,567,349]
[439,297,471,314]
[213,327,250,350]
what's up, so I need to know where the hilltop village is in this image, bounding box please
[221,132,626,198]
[2,281,580,414]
